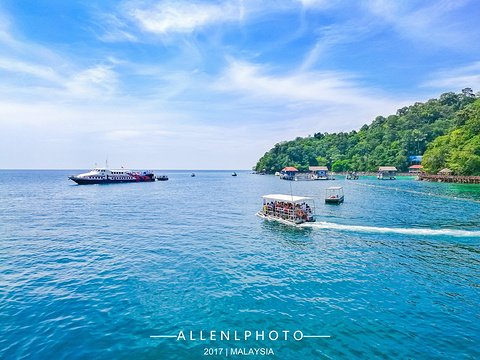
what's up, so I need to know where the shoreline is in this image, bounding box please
[419,173,480,184]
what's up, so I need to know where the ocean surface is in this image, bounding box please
[1,170,479,359]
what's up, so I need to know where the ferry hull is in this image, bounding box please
[256,211,315,226]
[68,176,155,185]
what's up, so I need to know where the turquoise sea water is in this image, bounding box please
[1,170,479,359]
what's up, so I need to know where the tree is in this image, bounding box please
[254,91,478,174]
[439,92,459,107]
[332,160,350,173]
[461,87,475,98]
[316,156,328,166]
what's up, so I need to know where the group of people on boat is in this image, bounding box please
[262,201,313,221]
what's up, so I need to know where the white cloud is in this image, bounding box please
[105,130,144,141]
[98,14,139,42]
[128,1,243,34]
[217,59,396,109]
[212,59,410,139]
[300,22,374,71]
[0,8,16,45]
[3,1,460,170]
[365,0,475,50]
[0,57,120,102]
[0,10,121,102]
[297,0,337,9]
[422,62,480,91]
[0,57,61,83]
[65,65,119,99]
[0,95,272,169]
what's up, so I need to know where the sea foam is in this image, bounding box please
[302,221,480,237]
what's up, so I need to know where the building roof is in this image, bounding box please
[378,166,397,171]
[438,168,452,174]
[262,194,312,203]
[409,165,424,169]
[281,167,298,172]
[309,166,328,171]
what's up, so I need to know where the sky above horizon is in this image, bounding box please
[1,0,480,169]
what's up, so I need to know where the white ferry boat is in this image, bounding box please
[256,194,316,226]
[68,166,156,185]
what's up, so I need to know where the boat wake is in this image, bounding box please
[301,221,480,237]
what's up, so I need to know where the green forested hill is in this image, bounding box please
[254,89,479,175]
[422,97,480,175]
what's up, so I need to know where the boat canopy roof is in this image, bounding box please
[327,186,343,190]
[262,194,312,203]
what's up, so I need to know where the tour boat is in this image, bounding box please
[325,186,344,204]
[68,167,156,184]
[156,175,169,181]
[232,172,237,176]
[256,194,316,226]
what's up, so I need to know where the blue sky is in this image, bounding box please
[1,0,480,169]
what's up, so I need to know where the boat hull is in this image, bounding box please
[255,211,315,226]
[325,196,344,204]
[68,176,155,185]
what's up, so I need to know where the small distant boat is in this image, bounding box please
[346,172,358,180]
[232,172,237,176]
[156,175,168,181]
[325,186,344,204]
[191,173,196,177]
[256,194,316,226]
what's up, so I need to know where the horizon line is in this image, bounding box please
[0,168,253,171]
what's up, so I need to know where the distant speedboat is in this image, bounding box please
[68,166,156,185]
[156,175,168,181]
[191,173,196,177]
[232,172,237,176]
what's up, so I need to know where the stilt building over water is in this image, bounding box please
[377,166,397,180]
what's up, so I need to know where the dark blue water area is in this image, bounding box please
[0,170,479,359]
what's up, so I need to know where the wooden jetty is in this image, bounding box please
[419,173,480,184]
